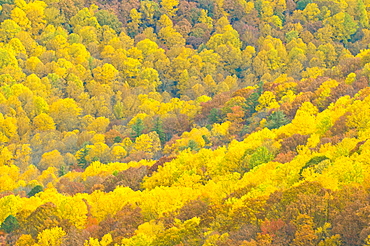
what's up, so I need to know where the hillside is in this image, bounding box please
[1,0,370,244]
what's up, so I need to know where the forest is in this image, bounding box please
[1,0,370,244]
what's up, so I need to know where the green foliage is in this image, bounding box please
[297,0,312,10]
[132,118,145,139]
[152,117,166,144]
[76,143,91,169]
[208,108,222,124]
[27,185,44,197]
[1,215,19,233]
[179,139,200,151]
[114,136,122,143]
[266,110,289,129]
[248,146,274,169]
[95,10,123,33]
[299,156,330,176]
[58,165,68,177]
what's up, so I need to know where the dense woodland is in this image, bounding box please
[1,0,370,244]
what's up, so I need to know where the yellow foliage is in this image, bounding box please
[84,233,112,246]
[90,133,105,144]
[37,227,66,246]
[33,113,55,131]
[256,91,279,111]
[111,144,127,160]
[38,150,64,171]
[0,146,14,166]
[0,195,23,224]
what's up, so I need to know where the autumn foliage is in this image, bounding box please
[1,0,370,244]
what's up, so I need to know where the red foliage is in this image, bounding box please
[260,219,289,240]
[273,151,297,164]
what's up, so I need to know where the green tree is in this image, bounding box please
[95,10,122,33]
[27,185,43,197]
[208,108,222,124]
[266,110,289,129]
[76,144,91,169]
[131,118,145,139]
[1,215,19,233]
[152,117,166,144]
[249,146,274,169]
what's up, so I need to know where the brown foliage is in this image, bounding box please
[176,199,210,221]
[56,177,85,195]
[260,219,295,246]
[148,156,176,175]
[329,112,351,137]
[104,129,124,146]
[98,205,144,242]
[273,151,297,164]
[338,57,362,76]
[163,114,192,137]
[280,92,313,118]
[103,166,148,192]
[23,202,63,237]
[61,226,91,246]
[280,134,310,153]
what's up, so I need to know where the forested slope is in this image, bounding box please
[1,0,370,244]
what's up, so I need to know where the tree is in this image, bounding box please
[92,63,119,84]
[86,117,110,133]
[49,98,82,131]
[160,0,179,17]
[0,19,21,42]
[127,9,142,37]
[152,117,166,144]
[248,146,275,169]
[111,145,127,161]
[27,185,43,197]
[95,10,122,33]
[131,118,145,139]
[324,13,358,43]
[1,215,19,233]
[76,144,91,169]
[291,214,318,246]
[33,113,56,131]
[38,150,65,171]
[37,226,66,246]
[0,48,18,69]
[266,110,289,129]
[11,7,31,31]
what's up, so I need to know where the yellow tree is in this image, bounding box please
[38,150,65,171]
[37,227,66,246]
[92,63,118,84]
[0,146,14,166]
[33,113,56,131]
[0,20,22,42]
[24,0,47,35]
[49,98,82,131]
[14,144,32,171]
[160,0,179,17]
[85,117,110,133]
[11,7,31,31]
[0,114,18,143]
[110,144,127,161]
